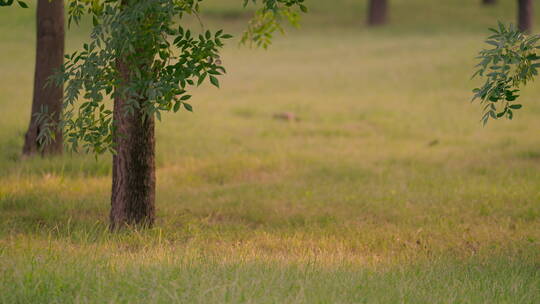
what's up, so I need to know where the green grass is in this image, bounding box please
[1,0,540,303]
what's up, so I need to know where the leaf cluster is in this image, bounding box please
[473,22,540,125]
[241,0,307,48]
[45,0,306,155]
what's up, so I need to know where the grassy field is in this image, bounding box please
[1,0,540,303]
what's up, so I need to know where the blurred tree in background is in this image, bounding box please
[21,0,65,156]
[518,0,533,33]
[367,0,388,26]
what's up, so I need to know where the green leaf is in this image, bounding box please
[505,95,518,101]
[173,101,181,112]
[0,0,14,7]
[17,1,27,8]
[183,103,193,112]
[197,73,207,86]
[210,75,220,88]
[485,40,499,47]
[509,104,522,109]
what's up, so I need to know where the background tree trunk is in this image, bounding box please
[23,0,64,156]
[483,0,497,5]
[518,0,533,33]
[109,60,156,230]
[367,0,388,26]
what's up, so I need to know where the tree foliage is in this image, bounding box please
[5,0,306,154]
[473,22,540,124]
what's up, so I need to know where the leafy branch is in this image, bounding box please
[7,0,307,155]
[473,22,540,125]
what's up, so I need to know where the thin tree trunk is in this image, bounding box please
[518,0,533,33]
[109,59,156,230]
[483,0,496,5]
[367,0,388,26]
[23,0,64,156]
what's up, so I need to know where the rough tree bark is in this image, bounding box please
[367,0,388,26]
[518,0,533,33]
[483,0,497,5]
[23,0,64,156]
[109,59,156,230]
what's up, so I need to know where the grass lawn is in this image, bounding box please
[0,0,539,303]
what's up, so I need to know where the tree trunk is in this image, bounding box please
[23,0,64,156]
[109,59,156,230]
[367,0,388,26]
[518,0,533,33]
[483,0,496,5]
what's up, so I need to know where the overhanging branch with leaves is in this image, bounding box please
[473,22,540,124]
